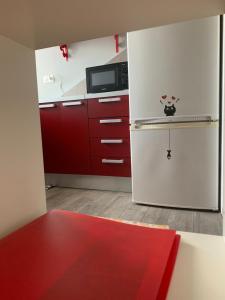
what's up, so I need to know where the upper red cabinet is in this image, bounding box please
[88,95,129,118]
[60,100,90,174]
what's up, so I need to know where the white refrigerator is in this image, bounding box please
[127,16,221,210]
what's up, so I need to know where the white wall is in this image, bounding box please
[0,35,46,238]
[35,35,127,101]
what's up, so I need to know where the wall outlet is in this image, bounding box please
[43,74,55,84]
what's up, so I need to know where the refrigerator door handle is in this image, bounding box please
[134,115,214,126]
[131,120,219,131]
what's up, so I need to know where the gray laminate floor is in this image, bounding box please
[46,187,223,236]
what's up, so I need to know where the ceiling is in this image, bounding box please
[0,0,224,49]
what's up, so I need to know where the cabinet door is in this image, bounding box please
[39,104,62,173]
[60,101,90,174]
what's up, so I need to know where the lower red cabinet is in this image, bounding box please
[39,95,131,177]
[60,101,90,174]
[40,101,90,175]
[40,103,62,173]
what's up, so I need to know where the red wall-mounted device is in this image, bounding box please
[114,34,119,53]
[60,44,69,61]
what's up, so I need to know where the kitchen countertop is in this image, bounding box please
[168,231,225,300]
[38,90,129,104]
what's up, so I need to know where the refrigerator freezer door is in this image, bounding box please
[127,16,220,122]
[131,125,219,210]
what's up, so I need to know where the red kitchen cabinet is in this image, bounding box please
[88,95,129,118]
[60,101,90,174]
[87,95,131,177]
[89,117,130,138]
[40,94,131,177]
[39,103,62,173]
[40,100,90,175]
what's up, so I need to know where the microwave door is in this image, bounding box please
[86,62,128,93]
[87,67,117,93]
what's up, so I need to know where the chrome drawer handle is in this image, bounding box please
[62,101,83,106]
[99,119,122,124]
[98,97,121,103]
[39,104,55,109]
[101,139,123,144]
[102,159,124,164]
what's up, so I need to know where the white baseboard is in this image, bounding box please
[45,174,132,193]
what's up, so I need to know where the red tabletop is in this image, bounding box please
[0,210,180,300]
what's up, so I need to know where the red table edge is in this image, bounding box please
[157,234,181,300]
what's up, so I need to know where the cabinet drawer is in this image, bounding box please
[91,156,131,177]
[88,95,129,118]
[89,117,130,138]
[90,138,130,157]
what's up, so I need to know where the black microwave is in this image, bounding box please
[86,62,128,93]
